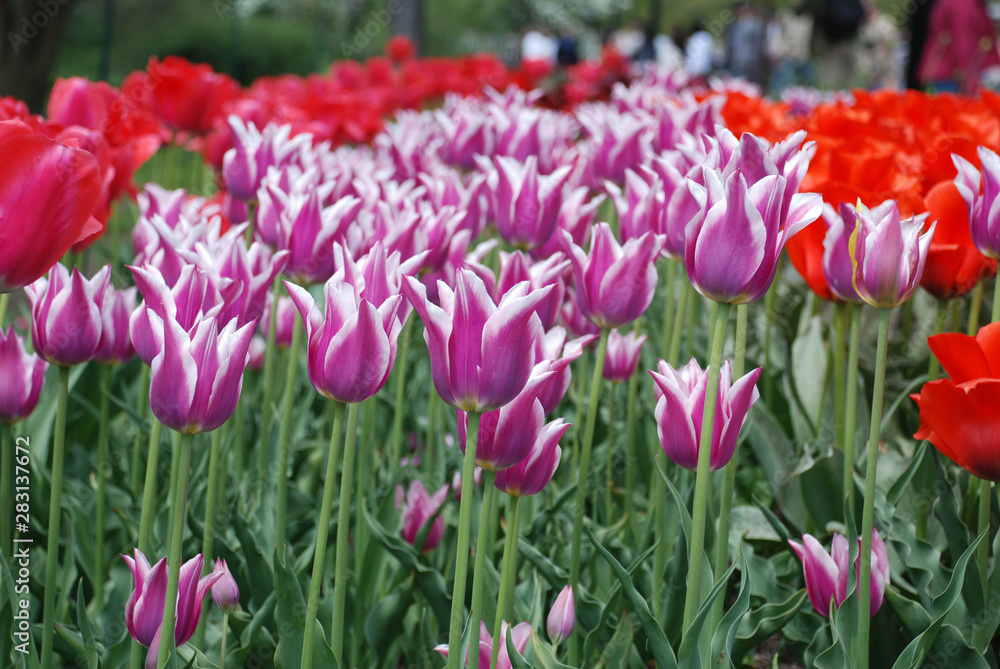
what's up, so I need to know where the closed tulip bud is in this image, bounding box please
[496,251,568,331]
[25,264,109,366]
[434,620,532,669]
[561,223,662,329]
[547,585,575,644]
[97,285,138,365]
[396,479,450,552]
[210,559,240,614]
[603,329,648,383]
[492,155,573,250]
[148,313,255,434]
[0,328,47,424]
[788,528,889,618]
[649,358,762,471]
[495,419,569,497]
[822,204,864,303]
[953,147,1000,258]
[846,200,935,308]
[402,268,552,413]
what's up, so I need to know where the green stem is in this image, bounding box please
[1,423,10,559]
[301,401,345,669]
[857,307,892,669]
[661,261,676,354]
[978,480,992,586]
[352,400,373,665]
[968,281,985,335]
[682,302,731,637]
[468,471,498,669]
[157,432,195,669]
[233,395,245,479]
[331,402,360,661]
[993,276,1000,324]
[275,313,303,550]
[427,382,440,480]
[95,365,111,603]
[40,366,70,669]
[130,366,151,496]
[604,382,617,524]
[193,429,224,648]
[928,301,948,381]
[0,292,9,327]
[668,279,691,366]
[567,349,590,487]
[764,278,779,407]
[843,303,863,517]
[257,277,282,483]
[624,338,640,542]
[447,412,481,669]
[220,612,229,669]
[490,496,523,669]
[390,313,413,469]
[652,452,668,624]
[833,302,847,451]
[568,327,610,665]
[710,303,747,632]
[138,419,164,554]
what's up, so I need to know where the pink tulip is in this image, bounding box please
[122,550,223,669]
[789,528,890,618]
[25,264,109,366]
[285,276,403,404]
[396,479,450,553]
[96,285,138,365]
[546,585,575,644]
[953,147,1000,258]
[532,327,596,415]
[147,313,255,434]
[561,223,661,329]
[607,168,662,243]
[276,188,362,285]
[492,156,573,250]
[0,327,47,423]
[649,153,704,260]
[210,559,240,614]
[494,419,569,497]
[496,251,569,331]
[821,204,863,303]
[401,268,552,413]
[530,187,604,260]
[649,358,762,471]
[603,329,648,383]
[845,200,935,308]
[222,117,310,202]
[434,620,532,669]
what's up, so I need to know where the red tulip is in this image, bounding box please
[0,120,101,293]
[912,322,1000,481]
[919,180,998,300]
[143,56,241,134]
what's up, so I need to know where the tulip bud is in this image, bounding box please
[603,329,647,383]
[0,327,47,424]
[547,585,575,644]
[25,264,109,366]
[211,559,240,614]
[788,528,889,618]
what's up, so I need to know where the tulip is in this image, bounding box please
[685,169,820,304]
[953,147,1000,259]
[97,285,138,365]
[492,155,572,250]
[402,268,551,413]
[531,186,604,260]
[285,278,402,404]
[919,181,997,301]
[603,329,647,383]
[823,204,864,303]
[649,358,762,472]
[144,56,240,134]
[532,328,596,415]
[433,620,532,669]
[0,119,102,293]
[223,117,310,202]
[845,200,935,308]
[279,190,363,285]
[25,264,109,366]
[649,153,703,260]
[122,550,224,669]
[561,223,661,329]
[210,559,240,614]
[788,528,889,618]
[496,251,568,331]
[147,313,255,434]
[547,585,575,644]
[396,479,450,552]
[607,168,662,244]
[0,327,47,424]
[495,419,569,497]
[912,322,1000,481]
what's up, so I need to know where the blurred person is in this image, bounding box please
[918,0,1000,93]
[906,0,938,89]
[655,29,686,71]
[858,0,903,89]
[557,27,580,66]
[726,3,767,83]
[816,0,866,88]
[522,25,558,64]
[685,22,716,80]
[611,21,646,60]
[634,23,659,63]
[767,0,815,93]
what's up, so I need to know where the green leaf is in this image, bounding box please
[530,629,572,669]
[892,527,986,669]
[677,558,739,669]
[595,614,633,669]
[657,461,692,543]
[271,547,339,669]
[733,590,807,661]
[710,550,752,669]
[365,580,414,651]
[76,581,98,669]
[585,523,677,669]
[504,628,536,669]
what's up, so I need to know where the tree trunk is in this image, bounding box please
[0,0,79,113]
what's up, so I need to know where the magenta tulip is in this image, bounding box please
[649,358,762,471]
[546,585,575,644]
[845,200,935,308]
[492,155,572,250]
[434,620,532,669]
[789,528,889,618]
[822,204,864,303]
[494,419,569,497]
[210,559,240,614]
[496,251,568,331]
[396,479,450,553]
[401,268,552,413]
[96,285,138,365]
[603,329,648,383]
[953,147,1000,258]
[561,223,662,329]
[0,327,47,423]
[25,264,109,366]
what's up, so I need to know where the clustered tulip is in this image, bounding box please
[788,529,890,618]
[434,620,532,669]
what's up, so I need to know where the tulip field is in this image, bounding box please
[4,45,1000,669]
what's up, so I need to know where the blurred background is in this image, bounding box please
[0,0,988,111]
